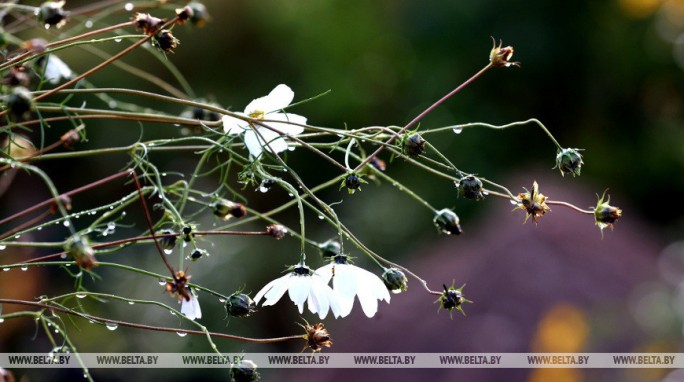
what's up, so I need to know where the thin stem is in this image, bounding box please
[0,299,303,344]
[354,62,494,172]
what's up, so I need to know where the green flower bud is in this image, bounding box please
[457,175,485,200]
[555,148,584,177]
[436,283,472,318]
[212,199,247,220]
[339,172,367,194]
[226,293,257,318]
[594,191,622,234]
[230,360,260,382]
[152,29,179,54]
[433,208,462,235]
[403,133,426,157]
[65,235,98,270]
[382,268,408,294]
[188,2,210,27]
[319,240,341,258]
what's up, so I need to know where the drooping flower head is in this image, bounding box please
[436,283,472,318]
[222,84,306,158]
[594,191,622,235]
[301,321,333,352]
[253,263,340,319]
[316,255,390,318]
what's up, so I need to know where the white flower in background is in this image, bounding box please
[181,289,202,320]
[317,255,390,318]
[222,84,306,158]
[44,55,73,84]
[253,263,340,319]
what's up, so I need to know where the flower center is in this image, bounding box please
[293,265,312,276]
[248,110,265,119]
[333,254,349,264]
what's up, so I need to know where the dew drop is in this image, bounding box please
[44,24,51,30]
[1,268,8,272]
[76,293,87,299]
[509,199,519,205]
[259,186,269,193]
[161,173,167,177]
[114,38,122,43]
[128,301,135,305]
[218,298,226,303]
[158,279,167,286]
[14,235,20,239]
[20,266,28,271]
[288,193,294,197]
[60,253,67,259]
[452,127,463,134]
[482,190,490,196]
[85,20,93,28]
[170,311,176,316]
[0,318,5,323]
[83,373,88,378]
[0,245,6,250]
[124,2,134,11]
[105,322,118,331]
[163,249,173,255]
[176,331,187,337]
[317,215,324,220]
[63,221,70,227]
[37,227,43,231]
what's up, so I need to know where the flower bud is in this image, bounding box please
[212,199,247,220]
[594,192,622,234]
[188,2,210,27]
[456,175,484,200]
[230,359,260,382]
[266,224,287,239]
[340,172,366,194]
[382,268,408,294]
[182,226,194,242]
[153,30,180,54]
[403,133,426,157]
[515,181,549,223]
[433,208,462,235]
[60,129,81,149]
[489,38,519,68]
[38,1,68,28]
[190,249,206,261]
[319,240,341,258]
[226,293,257,318]
[303,322,332,352]
[158,230,177,251]
[65,235,98,270]
[132,13,165,35]
[437,283,472,317]
[7,87,33,118]
[555,148,584,177]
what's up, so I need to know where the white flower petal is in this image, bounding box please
[181,293,202,320]
[335,290,354,317]
[254,274,289,306]
[287,275,311,313]
[245,84,294,114]
[244,128,288,158]
[308,280,330,319]
[222,114,248,135]
[333,264,358,298]
[264,113,306,136]
[45,55,72,84]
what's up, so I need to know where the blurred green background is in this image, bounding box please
[2,0,684,381]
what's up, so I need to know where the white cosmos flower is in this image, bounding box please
[317,256,390,318]
[222,84,306,158]
[44,55,73,84]
[181,289,202,320]
[253,264,340,319]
